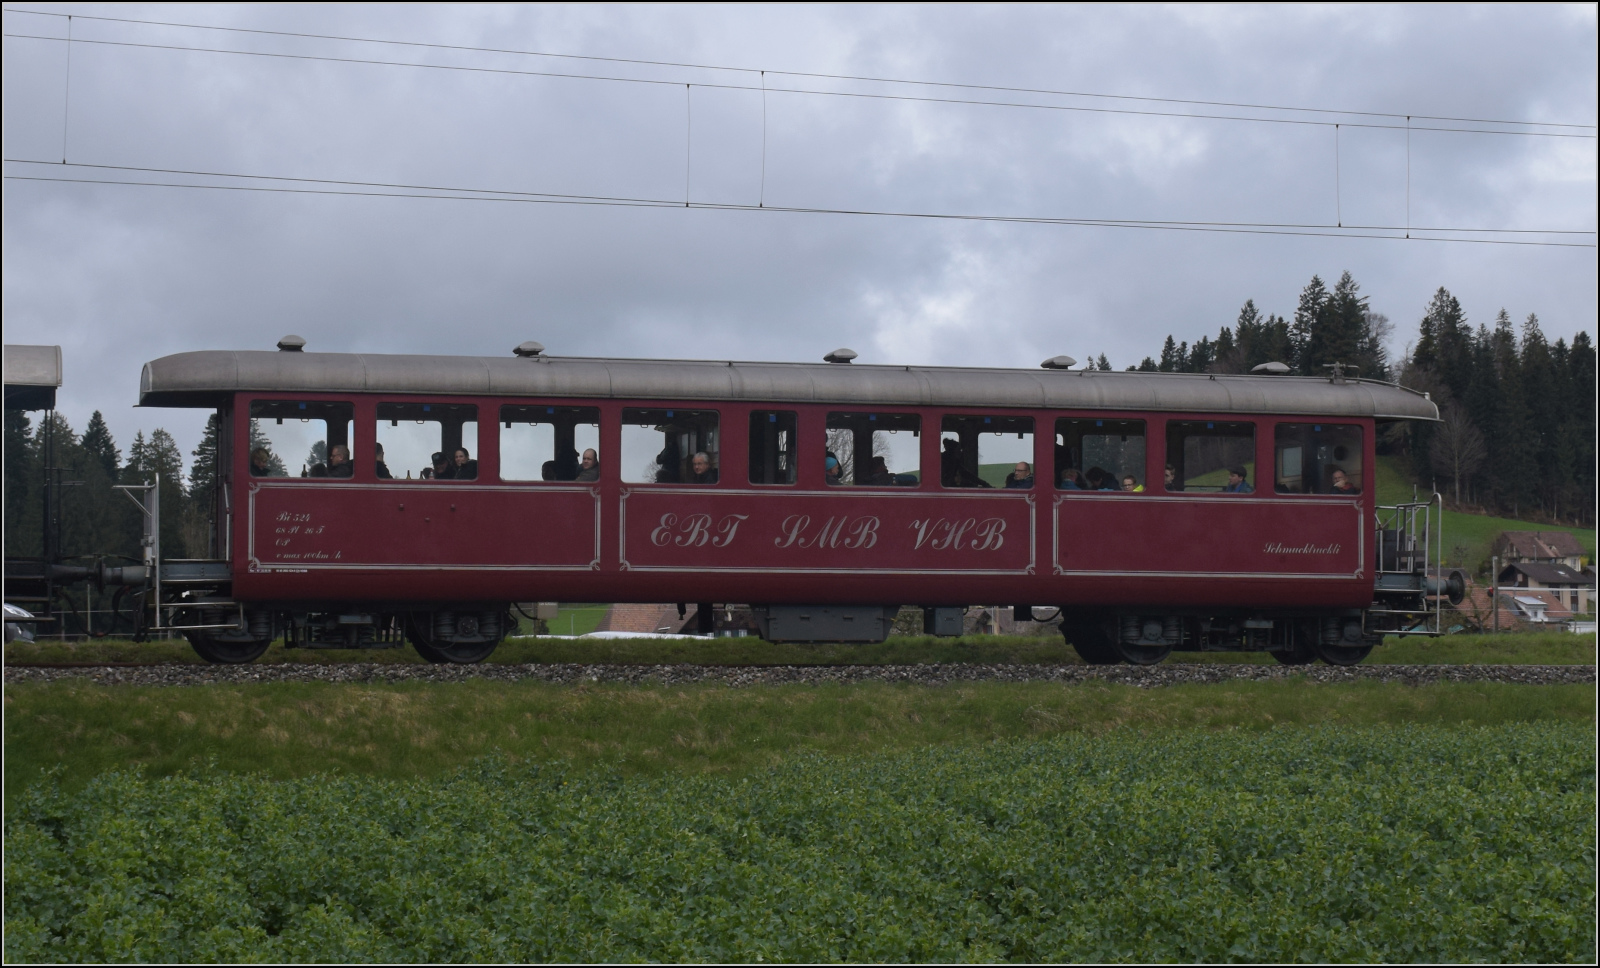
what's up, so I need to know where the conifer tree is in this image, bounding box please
[1568,331,1597,520]
[1213,325,1237,371]
[149,429,189,558]
[1303,271,1364,375]
[81,411,121,481]
[1485,310,1533,515]
[124,431,150,479]
[1290,275,1329,373]
[1157,335,1180,372]
[3,410,39,557]
[188,414,222,501]
[1518,314,1561,516]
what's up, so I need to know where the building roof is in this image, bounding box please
[139,345,1442,419]
[1500,560,1595,586]
[1494,530,1587,560]
[1507,590,1573,621]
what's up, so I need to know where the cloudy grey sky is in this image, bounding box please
[3,3,1595,462]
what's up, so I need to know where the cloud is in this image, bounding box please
[1,3,1593,459]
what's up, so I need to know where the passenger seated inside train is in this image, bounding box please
[1058,467,1084,489]
[1083,467,1118,491]
[653,438,682,483]
[422,452,454,480]
[940,439,991,488]
[1223,466,1253,493]
[1121,475,1143,492]
[1164,464,1180,492]
[825,452,843,485]
[327,444,353,478]
[1272,424,1361,496]
[689,451,718,484]
[375,443,392,479]
[250,447,277,477]
[1005,462,1034,489]
[576,448,600,482]
[306,462,328,478]
[453,447,479,480]
[536,448,581,481]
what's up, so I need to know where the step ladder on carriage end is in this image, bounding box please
[1368,489,1465,637]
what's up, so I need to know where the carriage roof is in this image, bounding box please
[140,348,1439,421]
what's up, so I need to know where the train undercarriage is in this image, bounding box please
[159,599,1449,666]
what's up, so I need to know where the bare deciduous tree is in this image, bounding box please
[1430,402,1487,505]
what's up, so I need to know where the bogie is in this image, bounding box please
[405,608,510,664]
[180,607,272,664]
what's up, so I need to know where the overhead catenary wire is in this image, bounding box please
[5,162,1593,248]
[3,12,1591,248]
[1335,124,1341,228]
[59,14,70,163]
[3,5,1593,132]
[759,71,767,209]
[1,29,1594,140]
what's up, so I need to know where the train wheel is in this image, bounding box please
[406,615,499,664]
[1272,644,1317,665]
[1062,617,1122,665]
[1273,620,1319,665]
[1115,642,1172,665]
[1315,642,1374,666]
[185,630,270,664]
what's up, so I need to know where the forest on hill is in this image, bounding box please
[1096,272,1595,526]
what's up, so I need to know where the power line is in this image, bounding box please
[6,161,1593,247]
[2,30,1594,140]
[3,5,1593,131]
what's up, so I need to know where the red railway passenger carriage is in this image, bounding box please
[139,338,1451,666]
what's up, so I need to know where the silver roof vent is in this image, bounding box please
[277,335,306,352]
[1040,355,1077,370]
[513,341,545,358]
[823,348,858,364]
[1251,361,1290,374]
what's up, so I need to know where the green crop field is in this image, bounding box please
[5,724,1592,963]
[7,678,1592,804]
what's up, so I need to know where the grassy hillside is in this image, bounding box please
[1375,457,1595,576]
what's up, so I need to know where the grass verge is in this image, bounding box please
[6,677,1591,808]
[5,724,1592,962]
[6,630,1595,666]
[1375,456,1596,572]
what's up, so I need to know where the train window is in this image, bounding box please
[500,405,601,482]
[248,400,354,479]
[1166,421,1256,493]
[375,403,479,482]
[748,411,798,485]
[1054,419,1146,491]
[620,408,720,484]
[938,415,1032,489]
[825,412,921,486]
[1275,424,1362,495]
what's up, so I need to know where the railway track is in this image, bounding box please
[4,662,1593,688]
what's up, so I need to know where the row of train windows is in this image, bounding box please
[246,401,1363,496]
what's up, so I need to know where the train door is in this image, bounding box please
[211,402,233,559]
